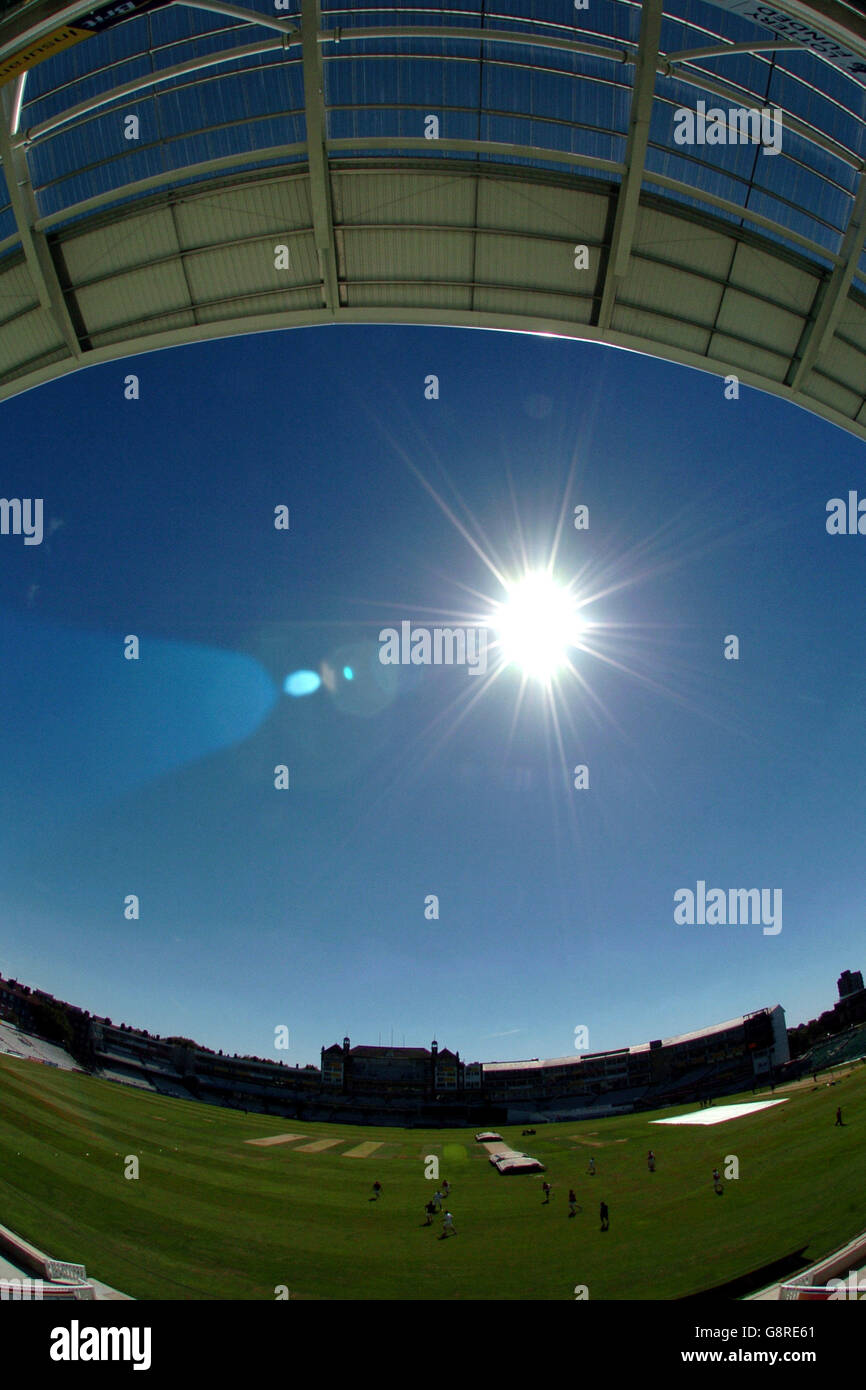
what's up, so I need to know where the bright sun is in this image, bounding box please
[493,572,583,680]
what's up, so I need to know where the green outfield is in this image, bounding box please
[0,1053,864,1300]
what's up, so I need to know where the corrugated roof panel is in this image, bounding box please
[76,260,190,335]
[634,207,733,279]
[646,139,750,207]
[327,103,480,146]
[30,101,166,210]
[345,281,473,310]
[624,256,723,324]
[153,60,305,141]
[835,299,866,351]
[806,370,865,417]
[60,208,179,284]
[1,345,71,385]
[326,53,482,114]
[475,230,598,294]
[714,288,807,356]
[476,179,610,240]
[744,186,847,259]
[483,52,631,121]
[148,1,248,49]
[758,152,854,230]
[0,305,65,377]
[611,301,711,355]
[193,285,324,321]
[175,181,312,250]
[0,259,39,321]
[332,169,477,226]
[708,331,791,382]
[342,225,474,282]
[815,338,866,398]
[23,49,157,130]
[766,63,866,158]
[474,284,593,324]
[28,79,306,222]
[185,238,320,301]
[727,244,817,315]
[478,151,622,180]
[88,308,198,348]
[331,143,479,165]
[482,112,625,168]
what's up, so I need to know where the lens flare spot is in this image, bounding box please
[343,666,354,681]
[283,669,322,697]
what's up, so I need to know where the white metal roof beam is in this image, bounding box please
[645,170,841,262]
[35,142,309,231]
[28,145,830,264]
[597,0,664,332]
[9,72,27,136]
[301,0,339,313]
[327,25,635,65]
[176,1,298,38]
[790,166,866,389]
[0,2,101,68]
[0,90,81,362]
[326,136,624,174]
[14,30,849,172]
[665,40,806,63]
[19,38,293,146]
[29,139,620,236]
[1,305,864,442]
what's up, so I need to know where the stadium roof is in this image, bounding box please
[483,1005,783,1069]
[0,0,865,436]
[351,1044,437,1057]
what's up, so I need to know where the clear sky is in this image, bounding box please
[1,323,863,1065]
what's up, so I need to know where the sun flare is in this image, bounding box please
[493,572,583,680]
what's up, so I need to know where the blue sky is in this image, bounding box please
[0,323,864,1065]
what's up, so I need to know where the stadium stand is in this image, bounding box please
[98,1068,157,1092]
[0,1019,81,1071]
[801,1024,866,1074]
[5,966,865,1127]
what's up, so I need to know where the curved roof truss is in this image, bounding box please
[0,0,863,437]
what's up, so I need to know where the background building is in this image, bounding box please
[0,966,791,1122]
[483,1005,789,1120]
[838,969,864,1000]
[319,1037,465,1098]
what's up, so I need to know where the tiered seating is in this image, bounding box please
[804,1025,866,1073]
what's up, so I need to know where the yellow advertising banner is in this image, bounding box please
[0,2,172,88]
[0,24,89,86]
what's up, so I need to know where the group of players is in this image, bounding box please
[371,1145,727,1236]
[372,1177,458,1236]
[422,1180,456,1234]
[539,1149,726,1226]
